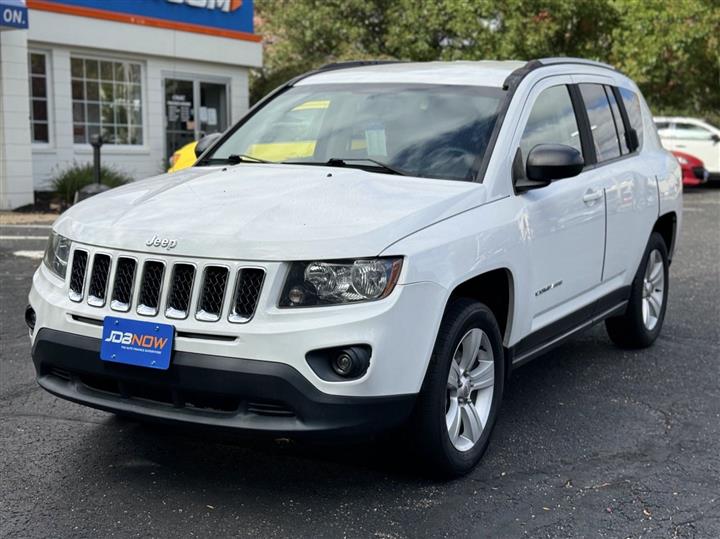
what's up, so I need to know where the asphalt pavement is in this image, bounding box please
[1,188,719,538]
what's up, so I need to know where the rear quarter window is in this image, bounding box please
[618,88,644,148]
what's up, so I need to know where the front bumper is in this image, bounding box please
[32,328,416,436]
[30,259,447,398]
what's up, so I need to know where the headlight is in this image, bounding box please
[279,257,403,307]
[676,155,688,165]
[43,231,72,279]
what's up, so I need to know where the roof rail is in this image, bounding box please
[536,57,616,71]
[503,56,617,90]
[317,60,404,72]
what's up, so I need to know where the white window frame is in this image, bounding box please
[69,52,148,152]
[28,49,53,148]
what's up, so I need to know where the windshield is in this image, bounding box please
[202,83,505,181]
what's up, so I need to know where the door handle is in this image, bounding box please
[582,189,603,204]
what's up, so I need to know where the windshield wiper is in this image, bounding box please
[283,158,409,176]
[199,154,272,166]
[226,154,272,164]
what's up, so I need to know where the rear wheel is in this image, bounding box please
[605,232,669,348]
[411,299,505,477]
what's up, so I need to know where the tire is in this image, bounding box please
[605,232,669,349]
[410,298,505,478]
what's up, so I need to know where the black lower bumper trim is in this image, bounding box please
[32,328,415,436]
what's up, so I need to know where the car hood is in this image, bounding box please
[54,164,486,260]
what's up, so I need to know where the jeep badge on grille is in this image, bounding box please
[145,235,177,250]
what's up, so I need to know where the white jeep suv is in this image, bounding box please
[28,58,682,476]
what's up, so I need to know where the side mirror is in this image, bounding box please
[194,132,223,158]
[514,144,585,193]
[711,133,720,144]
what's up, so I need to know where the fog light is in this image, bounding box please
[333,353,354,376]
[25,305,36,331]
[331,346,370,378]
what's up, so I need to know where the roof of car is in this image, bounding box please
[295,58,618,89]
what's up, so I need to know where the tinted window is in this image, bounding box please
[674,123,714,140]
[519,85,582,163]
[605,87,629,154]
[619,88,644,147]
[580,84,621,162]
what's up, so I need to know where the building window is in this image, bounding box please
[29,52,49,143]
[71,57,143,145]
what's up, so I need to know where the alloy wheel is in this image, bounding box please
[445,328,495,452]
[642,248,665,331]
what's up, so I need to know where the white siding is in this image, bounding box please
[0,29,34,209]
[4,8,262,198]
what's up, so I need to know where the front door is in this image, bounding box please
[517,81,606,332]
[164,78,228,163]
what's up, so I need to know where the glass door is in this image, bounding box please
[199,82,227,138]
[165,79,195,162]
[164,77,229,163]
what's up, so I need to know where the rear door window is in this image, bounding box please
[673,123,715,141]
[579,84,622,162]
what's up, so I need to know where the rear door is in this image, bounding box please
[574,81,658,296]
[515,79,607,333]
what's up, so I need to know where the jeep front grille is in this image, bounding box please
[87,254,111,307]
[166,264,195,319]
[69,250,88,302]
[110,257,136,312]
[66,247,265,323]
[197,266,229,322]
[137,261,165,316]
[230,268,265,322]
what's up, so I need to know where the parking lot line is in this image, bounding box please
[0,224,53,229]
[13,250,45,259]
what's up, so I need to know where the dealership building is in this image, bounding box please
[0,0,261,209]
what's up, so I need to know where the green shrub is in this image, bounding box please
[51,162,133,204]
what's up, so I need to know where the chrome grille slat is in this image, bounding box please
[196,266,229,322]
[137,261,165,317]
[110,257,136,312]
[68,250,88,302]
[87,254,111,307]
[229,268,265,323]
[166,264,196,320]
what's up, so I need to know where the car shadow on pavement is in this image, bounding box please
[68,327,630,490]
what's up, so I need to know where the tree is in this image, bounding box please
[253,0,719,123]
[609,0,719,124]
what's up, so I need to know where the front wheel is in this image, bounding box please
[410,299,505,477]
[605,232,669,348]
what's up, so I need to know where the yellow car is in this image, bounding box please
[167,141,199,173]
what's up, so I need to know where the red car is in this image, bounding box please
[672,151,709,186]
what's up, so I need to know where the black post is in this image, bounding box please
[90,135,104,184]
